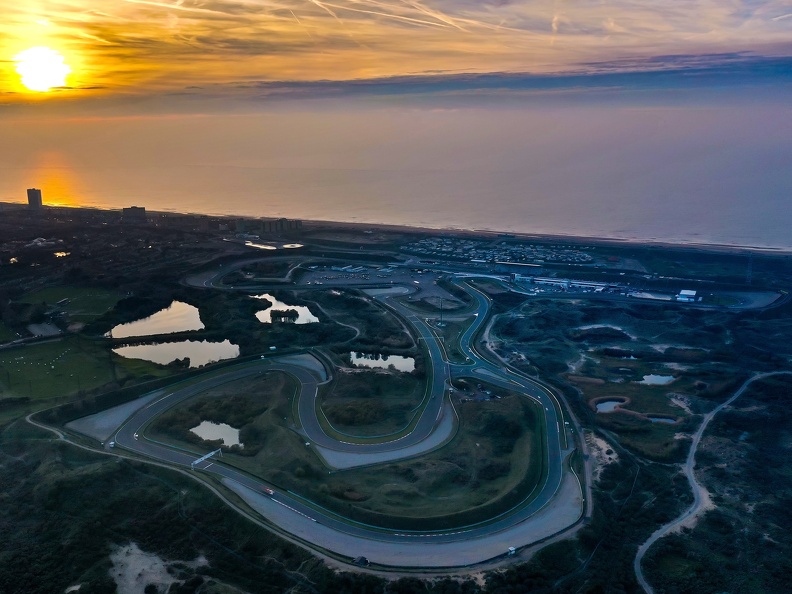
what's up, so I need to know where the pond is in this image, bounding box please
[112,339,239,368]
[595,399,626,413]
[108,301,204,338]
[639,374,676,385]
[647,416,676,424]
[350,352,416,373]
[190,420,242,447]
[252,293,319,324]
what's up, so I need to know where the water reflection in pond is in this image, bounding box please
[647,416,676,424]
[190,421,242,446]
[252,293,318,324]
[112,339,239,368]
[108,301,203,338]
[595,399,626,413]
[639,374,675,385]
[350,352,415,372]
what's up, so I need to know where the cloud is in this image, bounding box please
[201,51,791,86]
[1,0,791,101]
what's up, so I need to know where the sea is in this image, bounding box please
[2,105,790,250]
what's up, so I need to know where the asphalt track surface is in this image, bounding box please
[106,271,580,563]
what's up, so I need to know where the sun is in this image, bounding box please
[13,46,71,92]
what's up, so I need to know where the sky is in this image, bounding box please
[1,1,791,104]
[1,2,791,246]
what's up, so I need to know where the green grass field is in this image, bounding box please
[0,322,18,343]
[319,369,424,437]
[0,338,116,401]
[330,394,544,529]
[147,372,545,530]
[19,286,121,322]
[432,318,476,364]
[0,336,170,402]
[700,293,741,307]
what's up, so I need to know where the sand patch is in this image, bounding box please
[730,404,767,413]
[567,354,587,373]
[109,542,207,594]
[669,394,693,415]
[664,362,691,371]
[576,324,636,339]
[651,344,709,354]
[567,375,605,385]
[585,431,619,482]
[676,487,716,532]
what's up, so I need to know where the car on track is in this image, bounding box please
[262,487,275,496]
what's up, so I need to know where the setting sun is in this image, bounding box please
[14,46,70,92]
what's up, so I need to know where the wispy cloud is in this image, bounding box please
[207,54,792,99]
[1,0,791,100]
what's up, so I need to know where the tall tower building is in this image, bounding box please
[27,188,43,209]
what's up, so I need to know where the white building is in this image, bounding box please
[677,289,697,302]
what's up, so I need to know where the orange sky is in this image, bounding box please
[2,1,792,102]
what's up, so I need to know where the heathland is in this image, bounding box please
[2,202,792,593]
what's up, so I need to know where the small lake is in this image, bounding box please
[647,416,676,424]
[252,293,319,324]
[108,301,204,338]
[639,374,675,385]
[112,339,239,368]
[595,399,626,413]
[190,420,242,447]
[350,352,416,373]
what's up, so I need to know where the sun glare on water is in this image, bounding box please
[14,46,71,92]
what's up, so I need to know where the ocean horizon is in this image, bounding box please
[3,105,790,251]
[3,162,790,251]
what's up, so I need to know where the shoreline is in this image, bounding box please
[302,218,791,255]
[2,199,790,256]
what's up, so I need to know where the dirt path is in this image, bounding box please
[634,371,792,594]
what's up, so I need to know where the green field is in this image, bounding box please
[328,394,543,530]
[0,322,17,343]
[300,289,413,350]
[432,318,476,364]
[0,336,170,402]
[319,369,424,437]
[148,371,545,530]
[19,286,121,323]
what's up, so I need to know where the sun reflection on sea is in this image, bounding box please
[28,151,86,207]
